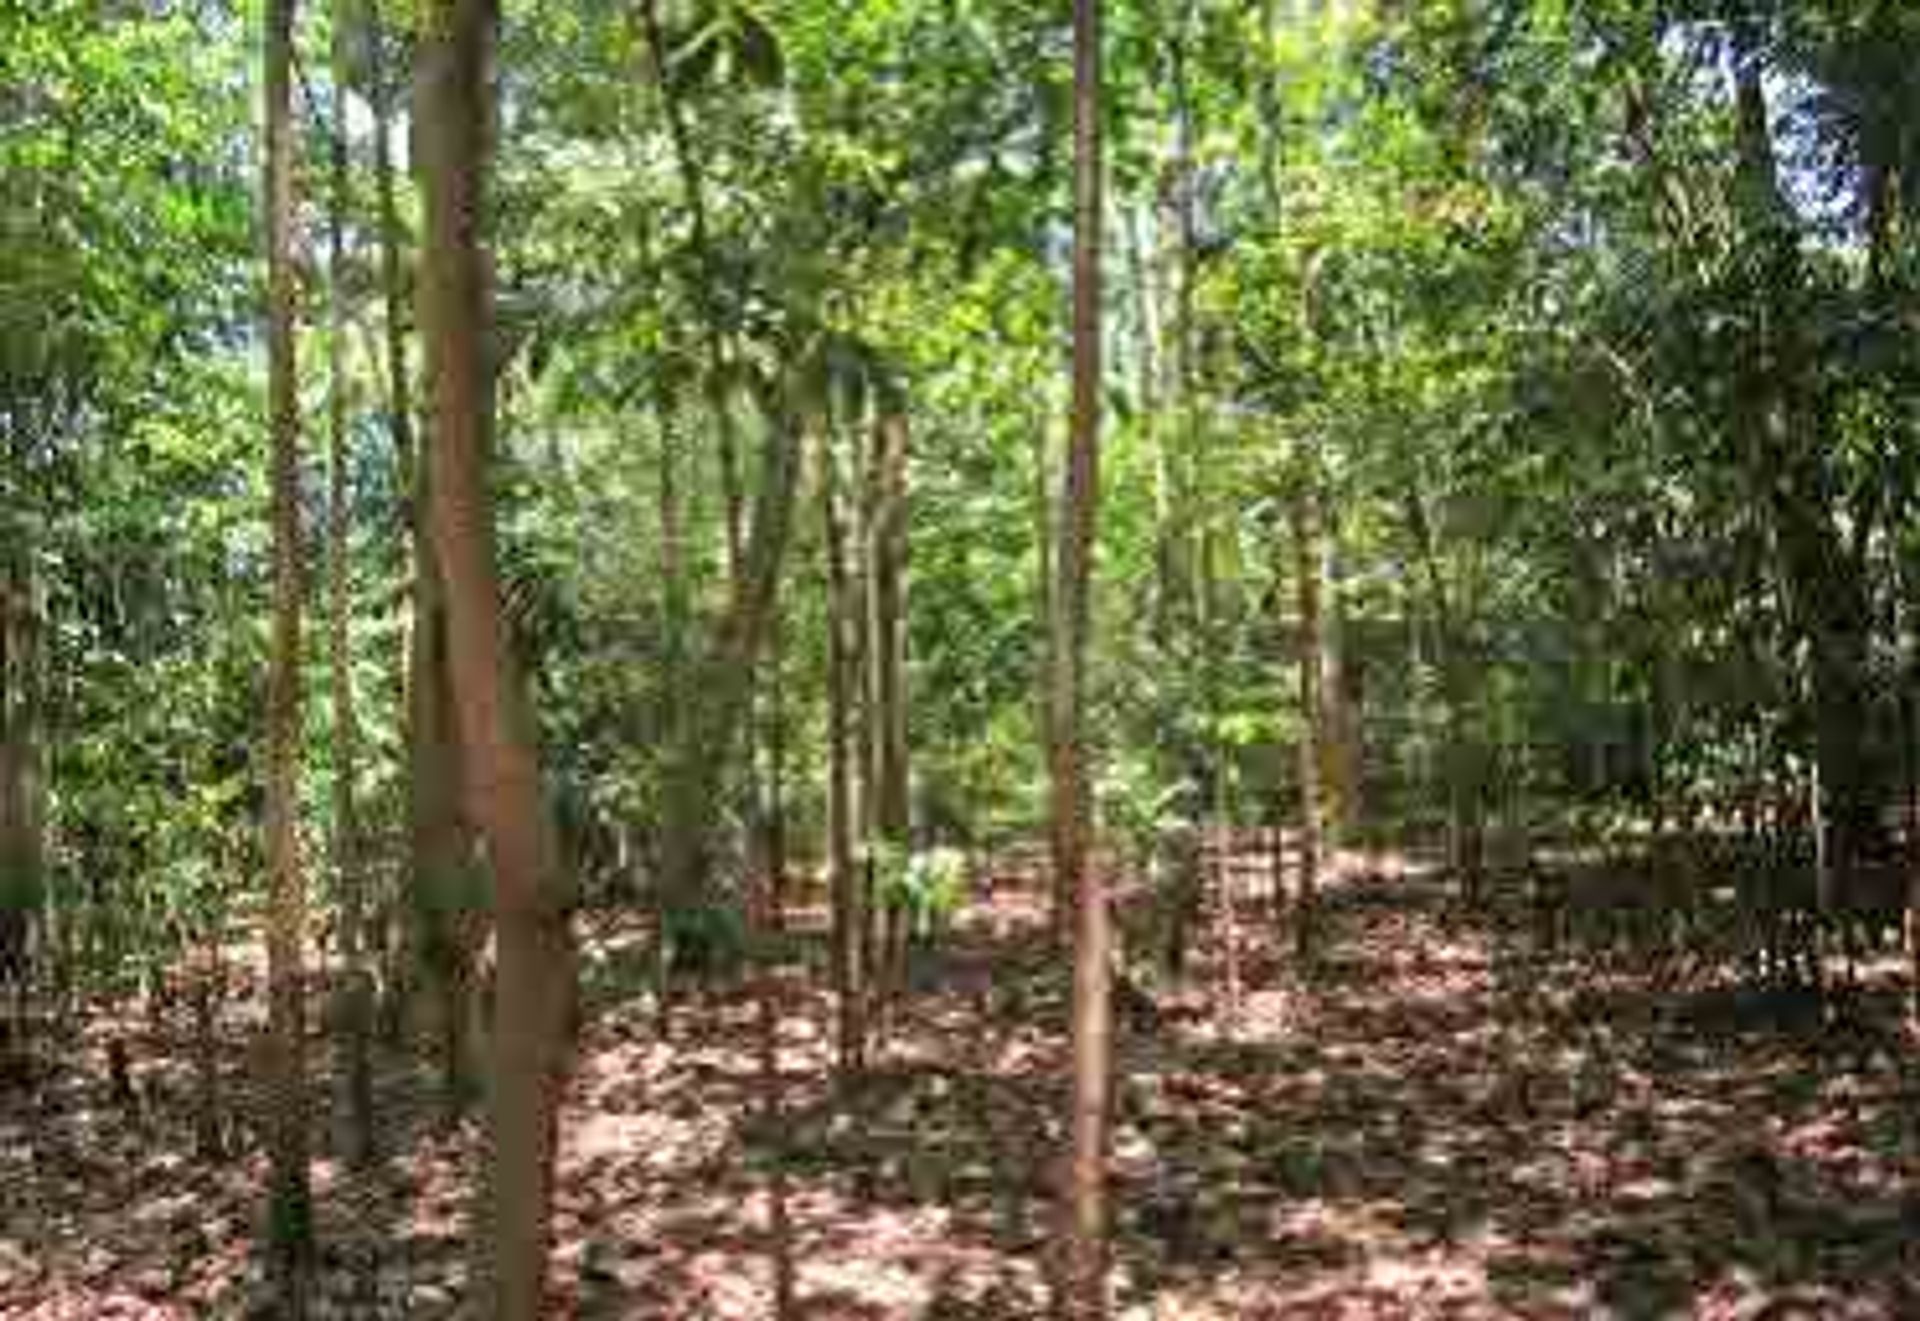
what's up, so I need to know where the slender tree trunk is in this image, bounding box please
[410,558,481,1111]
[1320,524,1357,838]
[1290,483,1324,964]
[655,412,803,920]
[369,0,474,1086]
[847,413,883,996]
[869,406,911,846]
[0,558,41,1062]
[416,5,576,1316]
[391,0,480,1109]
[1161,1,1198,668]
[1032,415,1060,930]
[262,0,314,1305]
[18,563,44,1028]
[656,389,685,622]
[866,405,910,995]
[1405,488,1483,903]
[1054,0,1110,1314]
[756,629,795,1321]
[1130,211,1171,654]
[653,383,689,984]
[764,611,788,917]
[820,427,864,1078]
[639,0,762,946]
[328,0,375,1167]
[191,941,226,1159]
[849,415,876,847]
[371,0,416,561]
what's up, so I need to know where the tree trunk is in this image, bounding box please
[639,0,761,949]
[868,406,911,847]
[849,415,877,850]
[756,620,795,1321]
[1130,210,1171,654]
[1032,415,1060,931]
[1320,524,1358,838]
[763,611,788,917]
[415,5,576,1317]
[0,554,43,1066]
[368,0,474,1091]
[191,943,226,1160]
[865,405,910,995]
[1405,488,1483,904]
[371,0,411,500]
[1289,483,1324,964]
[650,384,688,997]
[1054,0,1110,1314]
[397,3,482,1114]
[328,0,375,1168]
[819,426,865,1078]
[262,0,314,1305]
[1729,25,1881,915]
[654,409,803,921]
[410,547,482,1112]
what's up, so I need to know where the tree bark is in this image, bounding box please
[864,405,910,992]
[375,0,480,1107]
[868,406,911,846]
[819,424,865,1077]
[1289,483,1324,963]
[1159,1,1198,664]
[1405,487,1483,903]
[638,0,762,944]
[1320,523,1358,837]
[366,0,476,1093]
[1032,412,1059,931]
[1054,0,1111,1315]
[328,0,375,1168]
[415,4,576,1317]
[655,407,803,923]
[262,0,314,1306]
[0,551,44,1059]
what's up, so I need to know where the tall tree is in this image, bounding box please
[1290,478,1325,961]
[415,1,575,1314]
[820,424,865,1076]
[1054,0,1111,1313]
[867,402,911,851]
[261,0,314,1306]
[367,0,484,1114]
[328,0,375,1168]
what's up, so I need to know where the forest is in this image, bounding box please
[2,0,1918,1317]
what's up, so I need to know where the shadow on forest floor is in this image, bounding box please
[3,854,1919,1317]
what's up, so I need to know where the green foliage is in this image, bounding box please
[10,0,1920,1026]
[874,843,967,942]
[661,899,750,979]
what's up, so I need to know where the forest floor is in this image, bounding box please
[3,847,1919,1319]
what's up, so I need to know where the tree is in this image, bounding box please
[328,0,375,1169]
[1290,475,1325,957]
[1054,0,1110,1315]
[375,0,486,1115]
[866,401,911,856]
[415,1,575,1314]
[820,422,865,1076]
[261,0,313,1306]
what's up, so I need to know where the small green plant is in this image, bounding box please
[876,843,968,942]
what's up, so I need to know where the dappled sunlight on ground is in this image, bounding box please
[3,843,1917,1316]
